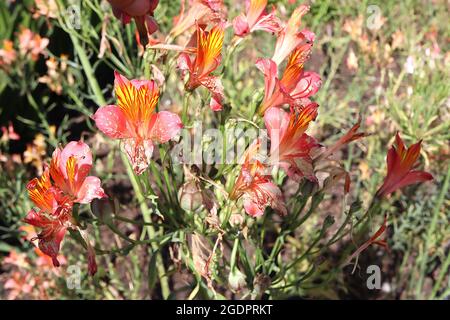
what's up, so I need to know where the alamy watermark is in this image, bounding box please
[366,265,381,290]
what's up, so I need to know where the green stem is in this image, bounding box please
[121,152,170,299]
[70,32,106,107]
[182,92,192,124]
[417,165,450,299]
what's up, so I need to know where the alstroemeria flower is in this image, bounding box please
[108,0,159,45]
[18,28,49,61]
[1,121,20,142]
[178,24,225,111]
[0,40,17,67]
[376,133,433,197]
[257,44,321,115]
[230,141,287,217]
[49,141,106,203]
[93,71,182,174]
[233,0,281,37]
[170,0,226,39]
[24,168,72,267]
[272,5,314,65]
[264,103,320,182]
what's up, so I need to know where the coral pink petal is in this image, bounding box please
[92,105,131,139]
[177,53,192,71]
[60,141,93,170]
[210,96,223,111]
[76,176,107,204]
[59,141,93,183]
[149,111,182,143]
[255,58,278,101]
[301,29,315,42]
[264,107,289,152]
[293,71,322,98]
[200,76,224,111]
[114,70,130,88]
[233,14,249,36]
[24,209,45,228]
[243,198,265,217]
[259,181,287,216]
[130,78,157,91]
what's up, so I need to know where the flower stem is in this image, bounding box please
[182,91,192,124]
[121,152,170,299]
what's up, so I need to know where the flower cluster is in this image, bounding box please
[0,28,48,70]
[18,0,434,281]
[227,4,357,216]
[24,142,106,274]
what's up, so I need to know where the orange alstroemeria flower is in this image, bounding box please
[18,28,49,61]
[230,141,287,217]
[264,103,321,182]
[272,4,314,65]
[170,0,226,39]
[376,133,433,197]
[24,168,72,267]
[93,72,182,174]
[178,24,225,111]
[24,141,106,273]
[0,40,17,67]
[49,141,107,204]
[233,0,281,37]
[257,43,321,115]
[108,0,159,45]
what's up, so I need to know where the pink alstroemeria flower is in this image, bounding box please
[24,142,104,274]
[170,0,226,39]
[376,133,433,197]
[49,141,106,204]
[178,23,225,111]
[272,5,314,65]
[24,168,72,267]
[257,43,321,115]
[18,28,49,61]
[1,121,20,142]
[233,0,281,37]
[264,103,320,182]
[0,40,17,67]
[93,71,182,174]
[108,0,159,45]
[230,141,287,217]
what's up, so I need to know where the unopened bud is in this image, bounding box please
[228,268,247,293]
[178,180,203,212]
[252,273,271,298]
[90,197,116,222]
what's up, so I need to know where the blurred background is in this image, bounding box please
[0,0,448,299]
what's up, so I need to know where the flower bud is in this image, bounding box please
[252,273,271,299]
[229,213,244,228]
[178,180,203,212]
[228,268,247,293]
[90,197,116,223]
[87,244,97,276]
